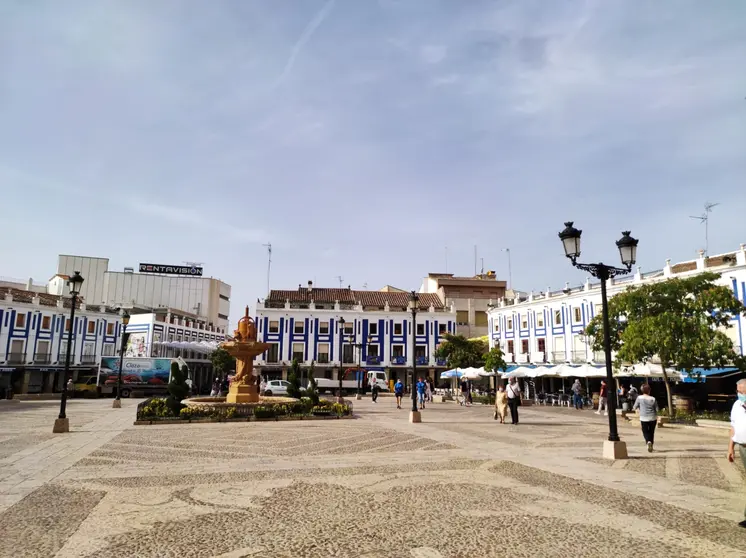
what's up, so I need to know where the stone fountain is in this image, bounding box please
[222,306,269,404]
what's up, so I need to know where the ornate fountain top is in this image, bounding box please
[233,306,256,342]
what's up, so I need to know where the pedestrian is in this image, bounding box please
[494,385,508,423]
[425,378,432,403]
[416,377,426,410]
[633,384,659,452]
[210,378,219,397]
[728,378,746,528]
[371,381,380,403]
[506,376,521,425]
[572,379,583,410]
[66,378,74,398]
[460,379,470,406]
[394,378,404,409]
[596,380,608,415]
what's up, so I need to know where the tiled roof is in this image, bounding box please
[0,287,119,313]
[670,261,697,273]
[267,288,444,309]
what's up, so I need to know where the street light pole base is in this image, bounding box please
[112,399,122,409]
[356,394,362,400]
[52,418,69,433]
[409,410,422,423]
[602,440,628,460]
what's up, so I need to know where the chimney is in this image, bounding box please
[307,280,313,293]
[26,278,33,291]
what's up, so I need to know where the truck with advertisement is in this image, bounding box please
[314,368,389,395]
[97,357,186,398]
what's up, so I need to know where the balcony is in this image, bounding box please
[81,354,98,364]
[592,351,606,363]
[551,351,567,363]
[416,356,428,366]
[267,355,279,364]
[366,356,381,365]
[7,352,26,364]
[436,358,447,366]
[516,353,529,363]
[317,355,330,364]
[570,351,586,363]
[34,352,51,364]
[505,353,514,363]
[391,356,406,365]
[292,353,304,363]
[530,352,546,363]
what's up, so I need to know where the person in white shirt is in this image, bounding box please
[506,377,521,425]
[728,378,746,528]
[632,384,659,452]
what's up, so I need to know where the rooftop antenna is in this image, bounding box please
[501,248,512,290]
[474,245,477,276]
[480,257,484,276]
[262,243,272,294]
[335,275,344,288]
[362,282,368,289]
[689,202,719,256]
[445,245,448,273]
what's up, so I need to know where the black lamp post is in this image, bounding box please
[337,317,346,403]
[352,334,371,399]
[53,271,84,433]
[558,222,638,457]
[408,291,422,422]
[112,310,130,408]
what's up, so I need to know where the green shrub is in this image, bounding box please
[140,398,174,419]
[167,363,190,416]
[273,404,288,416]
[255,405,275,419]
[331,403,349,416]
[287,360,302,399]
[306,361,320,405]
[312,405,332,415]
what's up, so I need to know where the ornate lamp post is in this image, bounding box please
[112,310,130,409]
[53,271,84,433]
[558,222,638,460]
[337,317,346,403]
[408,291,422,423]
[351,334,371,400]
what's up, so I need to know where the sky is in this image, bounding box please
[1,0,745,324]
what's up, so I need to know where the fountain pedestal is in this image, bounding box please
[222,307,270,404]
[227,383,259,404]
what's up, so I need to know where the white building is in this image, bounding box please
[56,255,231,332]
[487,246,746,369]
[0,286,125,395]
[254,282,456,385]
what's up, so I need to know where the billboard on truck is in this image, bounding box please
[98,358,175,395]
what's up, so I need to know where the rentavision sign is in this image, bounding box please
[139,264,203,276]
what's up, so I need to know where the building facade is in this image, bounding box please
[254,282,456,385]
[487,247,746,366]
[420,272,507,338]
[0,286,125,395]
[56,255,231,332]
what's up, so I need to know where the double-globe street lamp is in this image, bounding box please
[112,310,131,409]
[408,291,422,423]
[350,334,372,400]
[558,222,638,459]
[53,271,85,433]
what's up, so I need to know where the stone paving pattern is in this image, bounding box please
[1,398,745,557]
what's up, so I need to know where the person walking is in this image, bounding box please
[596,380,608,415]
[394,378,404,409]
[506,377,521,425]
[572,379,583,410]
[371,381,380,403]
[425,378,433,403]
[728,378,746,528]
[460,378,470,406]
[416,377,426,410]
[494,386,508,423]
[633,384,659,452]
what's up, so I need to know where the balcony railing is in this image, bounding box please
[416,356,428,366]
[292,353,304,363]
[551,351,567,363]
[592,351,606,363]
[531,352,546,363]
[7,352,26,364]
[366,356,381,365]
[391,356,406,365]
[436,358,447,366]
[570,351,586,363]
[267,355,279,364]
[343,356,356,364]
[505,353,514,363]
[516,353,529,363]
[34,352,51,364]
[317,355,330,364]
[81,354,98,364]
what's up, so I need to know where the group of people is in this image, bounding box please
[392,377,433,410]
[493,376,522,424]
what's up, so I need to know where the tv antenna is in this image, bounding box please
[262,243,272,294]
[335,275,344,288]
[689,202,719,256]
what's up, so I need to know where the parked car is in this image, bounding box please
[73,376,100,395]
[262,380,291,396]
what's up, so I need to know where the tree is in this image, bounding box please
[210,347,235,380]
[585,272,745,417]
[305,360,320,405]
[484,346,508,374]
[167,363,190,415]
[287,359,302,399]
[434,333,488,369]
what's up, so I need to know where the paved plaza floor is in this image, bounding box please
[1,397,745,557]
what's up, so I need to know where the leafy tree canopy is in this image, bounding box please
[435,333,488,369]
[210,347,235,377]
[483,346,508,374]
[287,359,302,399]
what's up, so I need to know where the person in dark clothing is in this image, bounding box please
[371,382,380,403]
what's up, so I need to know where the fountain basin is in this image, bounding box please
[183,396,298,408]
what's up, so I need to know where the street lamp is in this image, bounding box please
[53,271,84,433]
[351,334,372,400]
[408,291,422,423]
[112,310,130,408]
[558,222,638,459]
[337,317,346,403]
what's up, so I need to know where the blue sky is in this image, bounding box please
[1,0,745,323]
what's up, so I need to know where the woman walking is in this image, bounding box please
[494,386,508,423]
[633,384,659,452]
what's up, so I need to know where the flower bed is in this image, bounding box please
[135,396,353,424]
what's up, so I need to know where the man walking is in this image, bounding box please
[394,378,404,409]
[728,378,746,528]
[371,381,380,403]
[596,380,608,415]
[506,376,521,425]
[416,377,426,410]
[572,379,583,410]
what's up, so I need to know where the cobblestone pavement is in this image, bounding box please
[1,398,745,557]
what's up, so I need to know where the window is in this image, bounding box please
[439,323,447,334]
[218,313,228,320]
[475,311,488,327]
[537,338,546,352]
[269,320,279,333]
[59,340,68,356]
[41,316,51,329]
[368,344,379,358]
[36,340,49,358]
[87,321,96,334]
[394,323,402,335]
[292,342,304,361]
[392,345,404,357]
[65,319,72,332]
[573,307,582,322]
[595,304,602,316]
[414,346,426,358]
[266,344,279,363]
[294,321,304,334]
[494,321,500,332]
[343,322,353,334]
[369,322,378,335]
[168,334,174,342]
[521,314,528,329]
[106,323,114,335]
[456,310,469,325]
[507,340,514,354]
[343,344,354,363]
[318,343,329,363]
[417,323,425,335]
[15,313,26,328]
[506,318,513,331]
[536,313,544,328]
[83,342,95,356]
[554,310,562,325]
[319,321,329,334]
[521,339,529,354]
[102,344,115,356]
